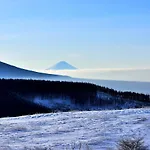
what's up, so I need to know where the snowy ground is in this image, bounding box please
[0,108,150,150]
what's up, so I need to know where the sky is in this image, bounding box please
[0,0,150,75]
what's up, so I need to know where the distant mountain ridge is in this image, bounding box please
[0,61,69,79]
[47,61,77,70]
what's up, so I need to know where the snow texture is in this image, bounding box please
[0,108,150,150]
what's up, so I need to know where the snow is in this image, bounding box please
[0,108,150,150]
[97,91,113,101]
[31,92,149,111]
[33,96,78,110]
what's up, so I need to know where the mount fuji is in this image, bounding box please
[47,61,77,70]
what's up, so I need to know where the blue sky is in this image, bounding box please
[0,0,150,70]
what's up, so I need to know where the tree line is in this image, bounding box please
[0,79,149,118]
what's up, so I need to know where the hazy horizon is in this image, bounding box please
[0,0,150,81]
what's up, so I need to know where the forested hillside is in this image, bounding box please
[0,79,150,118]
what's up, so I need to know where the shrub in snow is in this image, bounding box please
[117,137,149,150]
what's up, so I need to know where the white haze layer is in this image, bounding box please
[40,68,150,82]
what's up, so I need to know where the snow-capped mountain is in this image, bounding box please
[0,61,69,79]
[47,61,77,70]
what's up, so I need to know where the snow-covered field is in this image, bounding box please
[0,108,150,150]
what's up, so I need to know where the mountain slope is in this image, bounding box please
[0,79,149,118]
[0,61,69,79]
[47,61,77,70]
[0,108,149,150]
